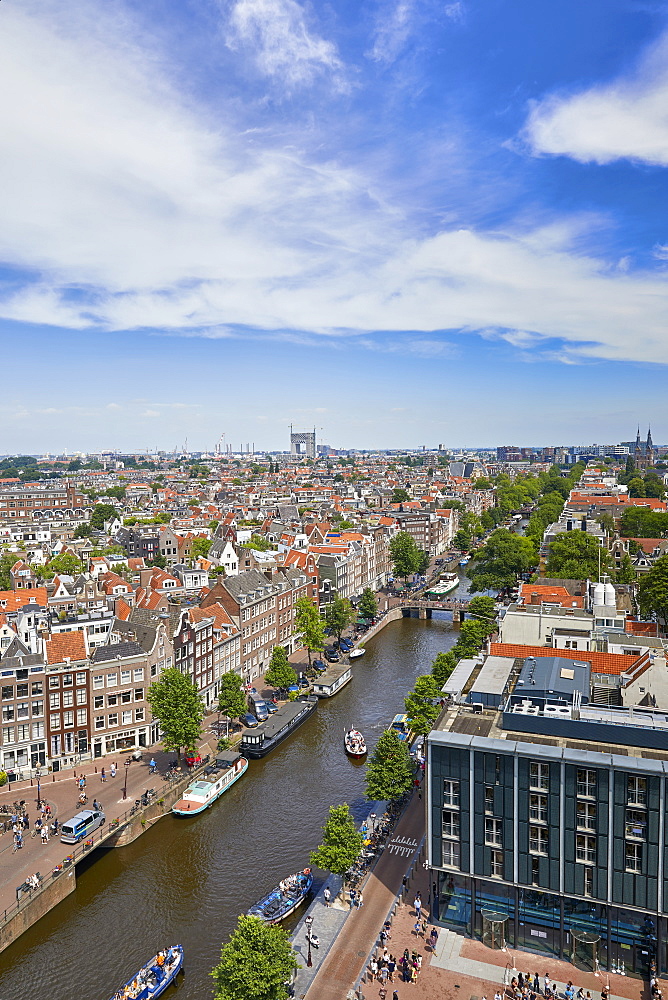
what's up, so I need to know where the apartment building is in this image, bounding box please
[0,483,87,521]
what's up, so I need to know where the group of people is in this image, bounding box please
[10,801,58,850]
[506,973,595,1000]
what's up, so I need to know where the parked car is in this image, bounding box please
[240,713,259,729]
[312,659,326,671]
[339,640,353,651]
[325,650,340,663]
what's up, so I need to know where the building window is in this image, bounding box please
[50,713,61,730]
[529,825,548,855]
[108,713,118,727]
[491,850,503,878]
[577,769,596,798]
[484,787,494,814]
[442,840,460,868]
[62,690,73,708]
[63,674,73,687]
[529,794,547,823]
[442,810,460,839]
[16,683,28,698]
[121,691,131,704]
[531,856,540,885]
[1,685,13,700]
[122,711,132,725]
[32,722,44,739]
[576,834,596,865]
[16,702,29,720]
[107,694,118,707]
[76,672,86,685]
[93,675,104,689]
[627,775,647,806]
[31,682,43,695]
[576,802,596,830]
[625,809,647,840]
[95,716,105,730]
[49,692,60,710]
[443,779,459,807]
[31,700,43,717]
[77,709,87,725]
[106,673,117,687]
[485,818,502,847]
[120,670,131,684]
[135,708,145,722]
[584,867,594,897]
[530,761,549,791]
[134,688,144,701]
[49,676,60,689]
[625,842,642,873]
[2,725,14,744]
[63,711,74,728]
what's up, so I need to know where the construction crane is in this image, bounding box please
[215,433,226,456]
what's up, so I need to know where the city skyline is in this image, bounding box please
[1,0,668,449]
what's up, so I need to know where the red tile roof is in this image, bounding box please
[0,588,48,612]
[490,642,640,676]
[45,630,87,665]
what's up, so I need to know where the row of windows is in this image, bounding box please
[2,682,43,699]
[92,669,144,688]
[92,689,144,709]
[50,709,87,729]
[49,690,86,709]
[447,770,649,807]
[94,709,144,729]
[2,701,43,721]
[2,723,45,743]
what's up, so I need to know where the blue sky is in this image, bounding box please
[1,0,668,453]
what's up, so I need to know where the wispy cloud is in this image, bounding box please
[367,0,462,64]
[225,0,347,91]
[523,30,668,166]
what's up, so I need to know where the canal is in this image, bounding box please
[0,605,463,1000]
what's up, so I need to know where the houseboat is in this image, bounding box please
[172,752,248,816]
[247,869,313,924]
[107,944,183,1000]
[426,573,459,599]
[239,696,318,759]
[311,663,352,698]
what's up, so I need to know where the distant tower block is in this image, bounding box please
[290,428,316,459]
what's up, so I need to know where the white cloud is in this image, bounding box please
[226,0,346,90]
[523,31,668,165]
[367,0,461,64]
[1,3,668,369]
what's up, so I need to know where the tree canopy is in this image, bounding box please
[404,674,441,736]
[468,529,536,592]
[217,671,248,730]
[90,503,118,530]
[295,596,325,668]
[391,488,411,503]
[264,646,297,690]
[389,531,423,581]
[324,594,355,642]
[359,587,378,620]
[147,667,205,761]
[467,595,497,621]
[310,803,363,877]
[211,915,298,1000]
[0,552,18,591]
[545,531,611,581]
[638,555,668,626]
[365,730,414,801]
[191,537,212,561]
[619,507,668,539]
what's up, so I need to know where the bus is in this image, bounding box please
[60,808,106,844]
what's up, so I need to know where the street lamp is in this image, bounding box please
[122,758,131,800]
[35,768,42,810]
[305,915,314,968]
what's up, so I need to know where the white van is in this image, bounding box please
[60,808,106,844]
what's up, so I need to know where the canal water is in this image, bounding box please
[0,605,463,1000]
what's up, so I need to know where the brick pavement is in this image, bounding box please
[304,790,426,1000]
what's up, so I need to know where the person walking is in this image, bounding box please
[387,957,396,982]
[110,763,116,778]
[393,992,399,1000]
[533,975,540,992]
[41,825,49,844]
[357,890,364,908]
[101,767,106,782]
[324,885,331,907]
[414,893,421,918]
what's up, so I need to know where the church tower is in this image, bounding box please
[646,427,654,469]
[634,426,643,469]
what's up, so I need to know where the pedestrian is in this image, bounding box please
[393,992,399,1000]
[388,957,396,982]
[357,890,364,908]
[519,973,524,989]
[414,893,421,918]
[110,763,116,778]
[380,965,389,986]
[495,992,503,1000]
[543,974,550,996]
[93,799,102,811]
[402,876,408,892]
[380,928,388,947]
[41,826,49,844]
[349,889,357,909]
[379,989,387,1000]
[101,767,106,782]
[79,775,85,791]
[533,975,540,992]
[370,957,378,979]
[22,814,29,831]
[324,885,331,907]
[429,927,439,950]
[414,918,421,936]
[384,920,392,940]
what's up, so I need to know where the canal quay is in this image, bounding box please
[0,589,468,1000]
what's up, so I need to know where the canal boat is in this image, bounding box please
[247,868,313,924]
[107,944,183,1000]
[311,663,352,698]
[458,556,470,567]
[426,573,459,599]
[344,727,367,757]
[172,752,248,816]
[349,647,366,660]
[239,695,318,759]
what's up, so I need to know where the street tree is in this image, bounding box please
[431,651,457,687]
[74,523,92,538]
[310,803,363,877]
[264,646,297,690]
[359,587,378,620]
[453,528,471,551]
[638,555,668,626]
[467,595,497,623]
[451,619,494,660]
[217,672,248,734]
[295,596,326,669]
[90,503,118,530]
[545,531,611,581]
[324,594,355,642]
[211,914,299,1000]
[365,730,414,801]
[35,552,85,580]
[404,674,441,736]
[0,551,18,590]
[147,667,205,762]
[391,488,411,503]
[468,529,536,593]
[389,530,422,582]
[190,537,212,562]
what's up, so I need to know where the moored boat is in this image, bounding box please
[247,868,313,924]
[426,573,459,599]
[172,752,248,816]
[349,647,365,659]
[459,556,470,566]
[107,944,183,1000]
[344,727,367,757]
[239,695,317,759]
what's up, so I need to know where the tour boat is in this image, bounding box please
[247,868,313,924]
[344,728,367,757]
[426,573,459,599]
[172,752,248,816]
[349,647,366,660]
[239,696,318,759]
[107,944,183,1000]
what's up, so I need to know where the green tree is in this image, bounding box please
[468,529,536,592]
[35,552,85,579]
[389,530,422,582]
[365,730,414,801]
[90,503,118,530]
[638,555,668,626]
[324,594,355,642]
[217,672,248,734]
[359,587,378,620]
[451,619,494,659]
[615,554,636,584]
[191,537,212,561]
[620,507,668,538]
[211,915,298,1000]
[628,477,646,498]
[545,531,611,581]
[73,522,92,538]
[431,650,457,687]
[264,646,297,690]
[391,488,411,503]
[295,596,326,669]
[416,549,430,576]
[147,667,205,763]
[0,552,18,591]
[310,803,363,877]
[453,528,471,551]
[104,485,127,500]
[242,534,273,551]
[467,595,497,622]
[404,674,441,736]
